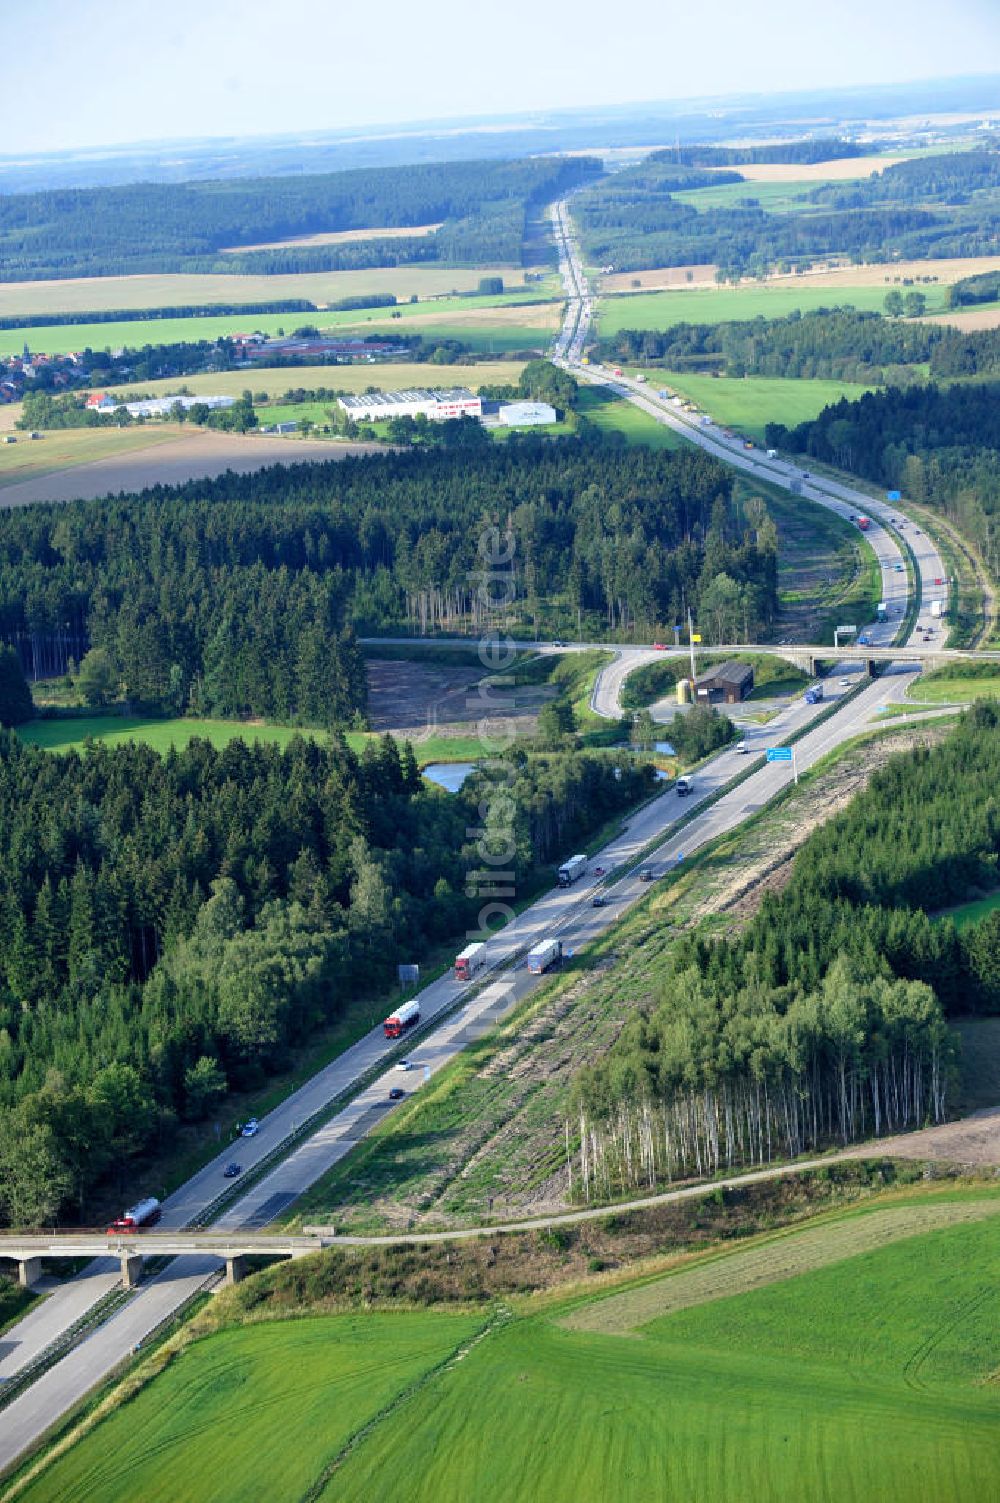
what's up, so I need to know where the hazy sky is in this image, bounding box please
[5,0,1000,157]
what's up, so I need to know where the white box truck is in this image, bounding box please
[930,600,944,619]
[557,853,587,887]
[454,942,488,982]
[527,938,563,974]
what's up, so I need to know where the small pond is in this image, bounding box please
[422,762,477,792]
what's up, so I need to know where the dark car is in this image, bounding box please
[639,868,656,882]
[223,1162,242,1178]
[592,895,607,907]
[389,1086,406,1101]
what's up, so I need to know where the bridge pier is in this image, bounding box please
[225,1255,249,1287]
[18,1257,44,1289]
[120,1254,144,1289]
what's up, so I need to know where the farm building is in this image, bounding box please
[338,388,483,423]
[694,660,754,704]
[498,400,556,426]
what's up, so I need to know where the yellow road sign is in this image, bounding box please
[691,633,702,643]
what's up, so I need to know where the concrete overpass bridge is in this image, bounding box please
[361,633,1000,678]
[0,1231,323,1290]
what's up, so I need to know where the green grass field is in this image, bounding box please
[938,888,1000,930]
[15,1312,482,1503]
[671,178,824,213]
[327,1202,1000,1503]
[907,671,1000,704]
[575,384,681,449]
[16,715,488,768]
[647,371,875,442]
[596,281,949,336]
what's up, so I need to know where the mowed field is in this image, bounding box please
[0,430,383,509]
[647,371,875,441]
[0,265,550,318]
[17,1190,1000,1503]
[596,281,950,336]
[596,254,1000,301]
[218,222,443,253]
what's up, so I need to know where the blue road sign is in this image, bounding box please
[766,747,793,763]
[676,852,684,865]
[887,490,901,501]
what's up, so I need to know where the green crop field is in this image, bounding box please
[0,294,558,358]
[325,1199,1000,1503]
[19,1189,1000,1503]
[15,1312,482,1503]
[596,281,949,336]
[648,371,876,442]
[575,384,681,449]
[671,178,826,213]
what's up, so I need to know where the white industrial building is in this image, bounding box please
[124,394,235,419]
[337,388,483,423]
[498,400,557,426]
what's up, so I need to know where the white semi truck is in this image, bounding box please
[527,938,563,974]
[557,853,587,887]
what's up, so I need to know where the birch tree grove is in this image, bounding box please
[570,711,1000,1200]
[573,961,951,1199]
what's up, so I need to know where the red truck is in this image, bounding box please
[454,942,487,982]
[856,516,871,531]
[108,1197,161,1233]
[384,999,420,1039]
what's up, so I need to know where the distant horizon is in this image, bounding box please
[1,69,998,167]
[5,0,999,159]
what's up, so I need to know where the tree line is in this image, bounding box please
[0,157,599,281]
[0,438,777,709]
[656,139,864,167]
[0,728,654,1225]
[765,381,1000,580]
[572,706,1000,1196]
[601,307,1000,385]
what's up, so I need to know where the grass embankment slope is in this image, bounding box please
[15,1185,1000,1503]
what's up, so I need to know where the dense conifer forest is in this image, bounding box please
[574,707,1000,1192]
[0,728,653,1225]
[766,381,1000,578]
[0,437,777,708]
[0,157,599,281]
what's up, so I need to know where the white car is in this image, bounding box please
[736,740,748,755]
[240,1118,259,1138]
[396,1059,412,1072]
[839,678,851,688]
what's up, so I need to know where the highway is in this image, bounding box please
[548,198,949,640]
[0,206,958,1478]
